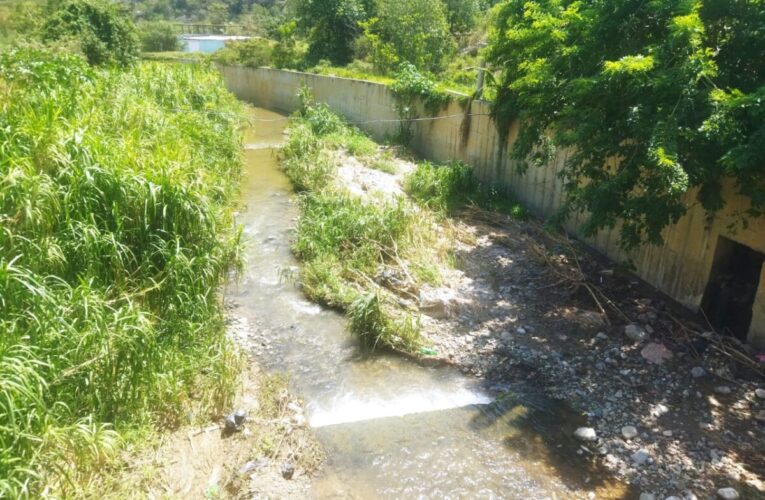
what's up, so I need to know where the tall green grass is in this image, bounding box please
[282,97,430,352]
[0,49,243,496]
[405,161,528,218]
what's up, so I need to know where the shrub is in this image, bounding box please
[41,0,139,66]
[368,0,455,73]
[216,37,274,67]
[296,0,370,66]
[138,20,180,52]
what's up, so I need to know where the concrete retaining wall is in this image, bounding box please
[218,64,765,347]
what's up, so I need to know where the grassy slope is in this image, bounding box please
[0,50,243,497]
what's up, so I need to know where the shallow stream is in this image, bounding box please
[226,106,628,499]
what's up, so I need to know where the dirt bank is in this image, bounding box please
[104,313,323,499]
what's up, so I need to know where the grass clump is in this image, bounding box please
[0,49,243,497]
[369,158,398,174]
[293,192,423,351]
[282,95,438,352]
[405,161,527,218]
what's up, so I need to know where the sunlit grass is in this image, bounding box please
[281,96,450,352]
[0,49,244,497]
[405,161,527,218]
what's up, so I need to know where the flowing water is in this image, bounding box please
[226,106,629,499]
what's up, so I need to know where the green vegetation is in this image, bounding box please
[138,20,180,52]
[42,0,140,66]
[282,95,450,352]
[142,0,491,97]
[296,0,371,66]
[0,49,243,497]
[405,161,526,218]
[362,0,455,73]
[487,0,765,248]
[390,62,452,143]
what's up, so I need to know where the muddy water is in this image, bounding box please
[228,107,627,499]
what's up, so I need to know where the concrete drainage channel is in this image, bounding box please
[226,106,631,498]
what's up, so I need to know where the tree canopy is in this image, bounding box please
[487,0,765,248]
[296,0,372,65]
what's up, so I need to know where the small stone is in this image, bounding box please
[224,414,238,432]
[651,403,669,417]
[287,402,303,413]
[665,497,681,500]
[292,414,307,427]
[715,385,732,395]
[625,324,647,342]
[234,409,247,425]
[281,462,295,480]
[596,332,608,341]
[641,342,672,364]
[574,427,598,442]
[716,487,739,499]
[691,366,706,378]
[621,425,638,440]
[754,410,765,422]
[239,461,258,474]
[516,327,527,335]
[755,388,765,399]
[639,493,656,500]
[662,430,673,437]
[631,449,650,465]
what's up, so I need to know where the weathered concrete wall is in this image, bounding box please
[218,65,765,348]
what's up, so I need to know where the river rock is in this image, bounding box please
[281,461,295,480]
[715,385,732,395]
[641,343,672,364]
[631,449,650,465]
[717,487,739,499]
[691,366,706,378]
[234,408,247,425]
[621,425,638,440]
[755,388,765,399]
[224,414,239,432]
[625,324,647,342]
[754,410,765,422]
[639,493,656,500]
[574,427,598,442]
[419,285,459,319]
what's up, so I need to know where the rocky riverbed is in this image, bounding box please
[332,146,765,499]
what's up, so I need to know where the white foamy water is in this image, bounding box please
[309,387,493,428]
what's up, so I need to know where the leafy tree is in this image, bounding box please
[272,20,305,68]
[207,1,229,24]
[487,0,765,248]
[295,0,370,65]
[138,20,180,51]
[42,0,139,66]
[442,0,479,35]
[367,0,455,73]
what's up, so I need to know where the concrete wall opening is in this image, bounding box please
[701,236,764,342]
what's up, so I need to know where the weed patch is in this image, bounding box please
[0,49,243,496]
[281,98,454,353]
[405,161,527,218]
